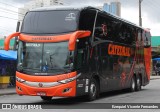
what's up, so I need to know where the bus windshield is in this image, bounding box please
[17,41,74,75]
[21,10,79,34]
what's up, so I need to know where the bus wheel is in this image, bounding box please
[40,96,52,101]
[130,76,136,92]
[88,78,99,101]
[136,75,142,91]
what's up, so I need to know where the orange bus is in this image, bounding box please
[4,6,151,101]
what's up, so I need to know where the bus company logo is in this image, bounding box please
[38,83,43,87]
[108,44,130,57]
[32,37,52,41]
[65,13,76,21]
[2,104,11,109]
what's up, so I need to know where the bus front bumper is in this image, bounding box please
[16,80,76,97]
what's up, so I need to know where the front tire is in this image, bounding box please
[87,78,99,101]
[136,75,142,91]
[130,76,136,92]
[40,96,52,101]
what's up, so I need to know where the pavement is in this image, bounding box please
[0,87,16,96]
[0,76,160,96]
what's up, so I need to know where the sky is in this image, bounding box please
[0,0,160,37]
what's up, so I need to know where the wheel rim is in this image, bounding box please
[90,83,96,97]
[137,77,141,90]
[132,78,135,90]
[137,78,140,88]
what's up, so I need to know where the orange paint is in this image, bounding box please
[16,72,77,97]
[19,33,71,43]
[4,30,91,51]
[4,32,20,50]
[16,80,76,97]
[4,30,91,97]
[144,47,151,80]
[108,44,130,56]
[16,71,76,82]
[68,31,91,50]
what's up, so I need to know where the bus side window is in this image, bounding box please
[94,15,105,39]
[117,23,133,45]
[126,26,135,45]
[137,30,143,46]
[79,10,96,34]
[76,38,88,70]
[76,49,84,69]
[94,14,111,41]
[144,31,151,47]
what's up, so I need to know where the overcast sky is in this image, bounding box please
[0,0,160,37]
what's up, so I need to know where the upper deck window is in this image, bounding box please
[21,10,79,34]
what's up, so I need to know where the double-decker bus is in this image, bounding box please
[4,6,151,101]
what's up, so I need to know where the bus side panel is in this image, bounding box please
[144,47,151,84]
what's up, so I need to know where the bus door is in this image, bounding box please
[75,38,91,96]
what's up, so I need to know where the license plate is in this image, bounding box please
[37,92,46,96]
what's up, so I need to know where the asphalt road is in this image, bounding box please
[0,79,160,111]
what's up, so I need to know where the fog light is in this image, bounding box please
[63,88,71,93]
[17,86,22,91]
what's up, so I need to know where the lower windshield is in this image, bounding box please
[17,41,73,75]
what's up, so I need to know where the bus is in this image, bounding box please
[4,6,151,101]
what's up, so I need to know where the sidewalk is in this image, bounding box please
[150,75,160,80]
[0,87,16,96]
[0,76,160,96]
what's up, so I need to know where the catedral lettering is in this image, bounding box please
[108,44,130,56]
[4,6,151,101]
[32,37,52,40]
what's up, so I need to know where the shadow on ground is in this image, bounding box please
[31,88,148,105]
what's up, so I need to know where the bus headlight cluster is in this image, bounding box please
[16,73,81,86]
[16,76,26,83]
[58,73,81,84]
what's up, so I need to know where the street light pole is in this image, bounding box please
[139,0,143,26]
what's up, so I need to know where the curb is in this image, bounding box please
[150,78,160,80]
[150,76,160,80]
[0,92,16,96]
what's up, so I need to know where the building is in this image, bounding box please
[110,2,121,16]
[103,3,110,12]
[103,1,121,17]
[152,36,160,58]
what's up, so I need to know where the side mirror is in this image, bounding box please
[69,31,91,51]
[4,32,20,51]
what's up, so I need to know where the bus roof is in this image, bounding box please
[30,6,144,30]
[30,5,91,11]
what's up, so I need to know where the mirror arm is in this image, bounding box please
[69,31,91,51]
[4,32,20,51]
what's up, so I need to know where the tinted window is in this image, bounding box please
[94,14,115,41]
[76,38,89,69]
[116,23,136,45]
[79,10,96,33]
[143,31,151,47]
[21,10,79,34]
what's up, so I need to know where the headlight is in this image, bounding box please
[16,77,26,83]
[58,73,81,84]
